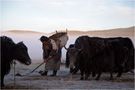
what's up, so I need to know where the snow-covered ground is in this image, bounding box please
[3,63,134,89]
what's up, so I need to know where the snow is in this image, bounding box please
[3,64,134,89]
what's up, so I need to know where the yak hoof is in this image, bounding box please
[95,77,99,80]
[80,77,84,80]
[1,84,5,89]
[85,77,88,80]
[92,73,96,77]
[117,74,121,77]
[109,77,113,80]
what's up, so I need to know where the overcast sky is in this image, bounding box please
[1,0,135,33]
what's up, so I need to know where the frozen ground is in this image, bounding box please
[3,63,134,89]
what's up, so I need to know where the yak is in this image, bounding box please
[65,44,75,73]
[1,36,31,87]
[67,36,134,80]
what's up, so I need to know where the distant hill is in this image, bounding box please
[2,30,44,34]
[67,26,134,37]
[1,26,134,38]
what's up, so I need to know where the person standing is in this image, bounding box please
[39,36,61,76]
[39,32,68,76]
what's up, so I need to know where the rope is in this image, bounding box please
[13,60,16,88]
[16,57,53,77]
[16,62,45,77]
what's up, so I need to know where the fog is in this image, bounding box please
[1,28,134,63]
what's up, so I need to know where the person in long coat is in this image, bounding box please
[40,32,68,76]
[40,36,62,76]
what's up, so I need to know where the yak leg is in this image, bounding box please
[72,61,80,74]
[117,71,122,77]
[85,73,90,80]
[1,74,4,88]
[72,68,79,74]
[80,69,84,80]
[70,68,74,73]
[110,71,114,80]
[95,71,102,80]
[72,65,79,74]
[117,66,123,77]
[92,71,96,77]
[84,68,90,80]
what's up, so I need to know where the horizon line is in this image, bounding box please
[1,26,134,34]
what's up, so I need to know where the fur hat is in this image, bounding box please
[40,36,49,42]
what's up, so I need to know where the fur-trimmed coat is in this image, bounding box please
[42,32,68,71]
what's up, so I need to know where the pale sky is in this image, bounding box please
[1,0,135,33]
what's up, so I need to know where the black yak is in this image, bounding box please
[65,44,75,73]
[1,36,31,87]
[67,36,134,80]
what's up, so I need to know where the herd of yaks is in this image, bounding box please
[1,34,134,88]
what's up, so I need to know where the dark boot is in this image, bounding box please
[50,70,57,76]
[41,71,48,76]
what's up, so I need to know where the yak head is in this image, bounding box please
[14,42,31,65]
[67,47,82,70]
[65,44,75,67]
